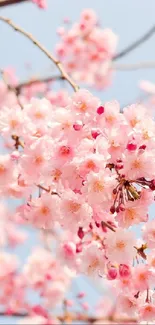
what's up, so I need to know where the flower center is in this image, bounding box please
[34,155,44,165]
[0,164,6,174]
[52,169,62,182]
[130,118,138,127]
[40,206,50,215]
[86,160,96,170]
[79,102,87,112]
[59,146,71,156]
[132,159,142,169]
[126,208,135,220]
[34,111,44,119]
[68,201,81,213]
[93,180,104,192]
[10,119,19,128]
[116,240,125,250]
[138,272,146,281]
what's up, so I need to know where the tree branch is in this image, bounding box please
[0,0,27,6]
[113,24,155,60]
[10,60,155,94]
[15,74,65,93]
[0,16,79,92]
[113,61,155,71]
[0,311,137,323]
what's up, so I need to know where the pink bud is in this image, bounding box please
[119,204,125,211]
[116,163,123,170]
[63,242,76,258]
[97,106,104,115]
[150,179,155,191]
[66,299,74,307]
[107,267,118,280]
[73,120,83,131]
[91,129,100,139]
[77,291,86,299]
[78,227,85,239]
[76,243,82,253]
[45,273,52,281]
[32,305,47,318]
[11,151,20,161]
[82,302,89,310]
[119,264,131,278]
[80,23,86,31]
[127,142,137,151]
[110,205,115,214]
[5,308,13,316]
[63,17,70,24]
[139,144,146,150]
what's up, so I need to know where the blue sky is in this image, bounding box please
[0,0,155,323]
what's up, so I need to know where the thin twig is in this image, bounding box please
[15,75,65,93]
[12,60,155,93]
[113,61,155,71]
[113,24,155,60]
[0,311,137,323]
[0,0,27,6]
[0,16,79,92]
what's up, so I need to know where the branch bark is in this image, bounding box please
[0,16,79,92]
[0,311,138,323]
[113,24,155,61]
[113,61,155,71]
[0,0,28,6]
[15,75,65,93]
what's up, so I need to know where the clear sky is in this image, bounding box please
[0,0,155,323]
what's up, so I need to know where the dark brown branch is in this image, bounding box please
[0,311,138,323]
[0,0,27,6]
[0,16,79,92]
[0,311,28,317]
[113,24,155,61]
[15,75,65,93]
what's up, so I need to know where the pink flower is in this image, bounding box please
[139,303,155,321]
[82,170,116,206]
[143,220,155,248]
[117,294,138,315]
[147,250,155,268]
[60,189,92,230]
[23,98,52,124]
[0,105,24,137]
[0,154,17,189]
[43,281,67,308]
[133,265,154,291]
[80,242,105,276]
[139,80,155,94]
[71,89,100,120]
[122,150,155,180]
[116,200,149,228]
[124,104,148,128]
[25,193,61,229]
[32,0,47,9]
[0,252,19,279]
[23,248,57,288]
[105,228,136,264]
[20,137,51,183]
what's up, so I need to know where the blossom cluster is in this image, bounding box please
[32,0,47,9]
[0,85,155,322]
[56,9,118,89]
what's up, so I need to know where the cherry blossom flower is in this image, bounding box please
[105,229,136,264]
